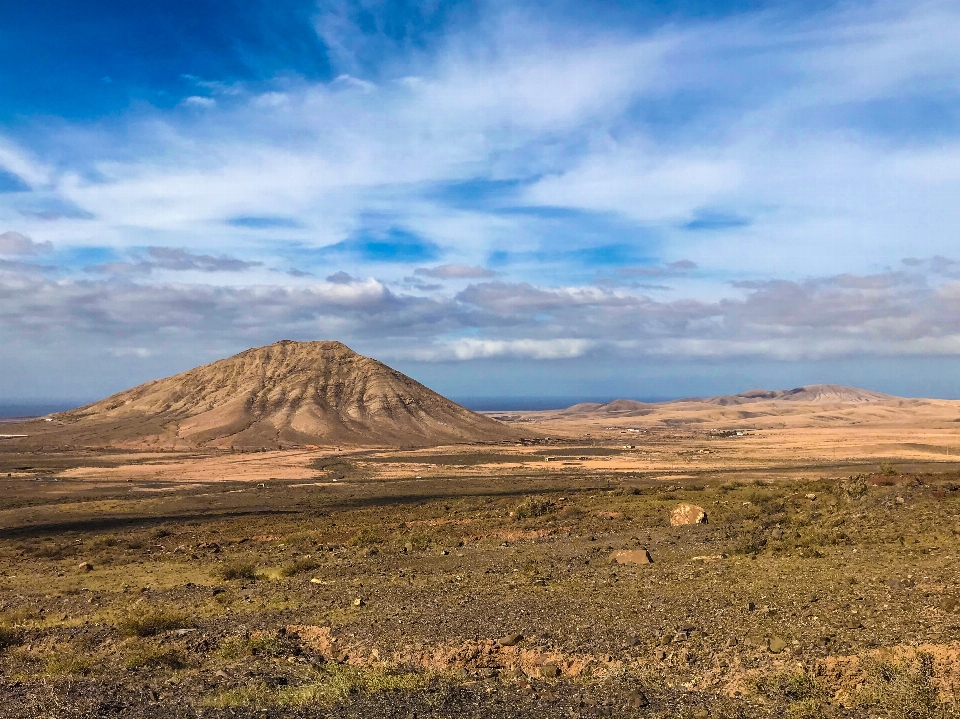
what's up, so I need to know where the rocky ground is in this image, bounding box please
[2,442,960,718]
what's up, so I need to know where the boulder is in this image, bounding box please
[768,636,787,653]
[670,503,707,526]
[497,632,523,647]
[609,549,653,565]
[540,663,561,678]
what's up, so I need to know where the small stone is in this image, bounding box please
[942,596,960,613]
[77,561,93,572]
[498,632,524,647]
[805,493,817,500]
[540,663,561,678]
[670,503,707,526]
[896,496,905,504]
[768,636,787,653]
[609,549,653,565]
[746,601,756,611]
[624,635,640,648]
[353,598,365,607]
[626,690,649,708]
[310,577,322,584]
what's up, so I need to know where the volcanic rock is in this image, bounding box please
[670,503,707,526]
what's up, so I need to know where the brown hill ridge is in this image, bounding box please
[697,384,895,406]
[560,384,896,416]
[51,340,519,448]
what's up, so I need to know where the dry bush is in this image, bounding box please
[118,607,190,637]
[124,644,190,670]
[219,631,286,660]
[207,664,432,708]
[215,560,259,581]
[90,534,119,549]
[279,556,320,577]
[351,528,384,547]
[514,497,555,520]
[45,647,93,676]
[855,652,959,719]
[0,624,22,650]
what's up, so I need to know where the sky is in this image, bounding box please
[3,0,960,406]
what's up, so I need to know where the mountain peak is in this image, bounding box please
[54,340,518,448]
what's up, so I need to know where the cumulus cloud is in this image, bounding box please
[4,260,960,364]
[414,264,496,279]
[325,271,356,284]
[0,231,53,255]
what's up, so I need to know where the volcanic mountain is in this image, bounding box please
[48,341,519,448]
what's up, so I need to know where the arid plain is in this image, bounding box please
[3,346,960,718]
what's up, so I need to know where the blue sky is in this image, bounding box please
[3,0,960,404]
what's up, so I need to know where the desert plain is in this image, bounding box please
[3,355,960,718]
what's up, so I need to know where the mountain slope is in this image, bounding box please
[54,340,519,448]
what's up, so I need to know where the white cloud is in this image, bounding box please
[0,139,50,187]
[414,264,496,279]
[404,338,595,361]
[180,96,217,108]
[0,231,52,255]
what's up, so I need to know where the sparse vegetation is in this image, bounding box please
[117,607,189,637]
[4,434,960,717]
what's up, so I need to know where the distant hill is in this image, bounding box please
[560,384,895,416]
[696,384,895,406]
[41,340,519,448]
